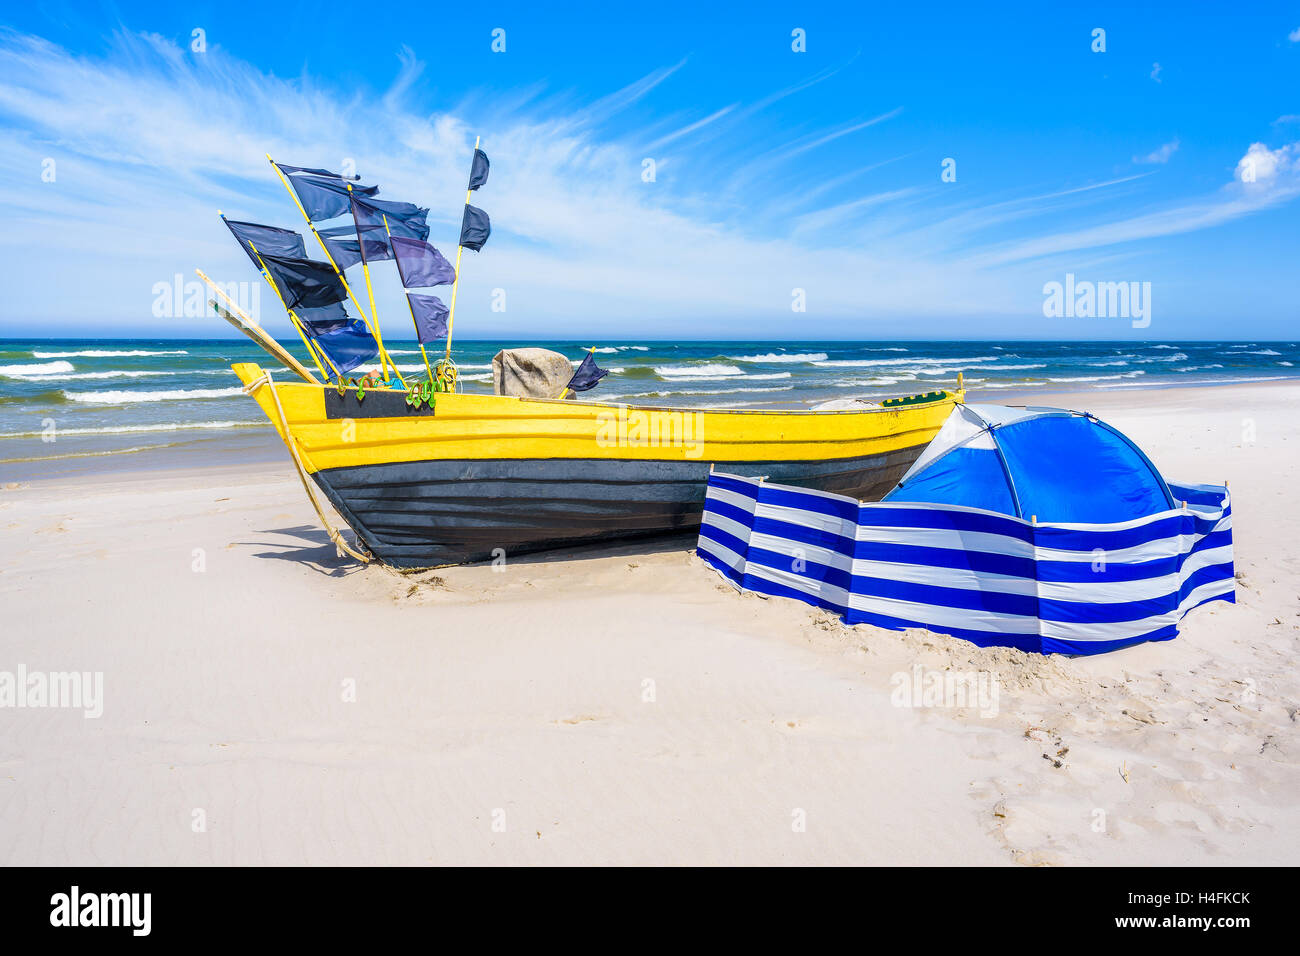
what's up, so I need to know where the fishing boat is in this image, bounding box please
[200,145,962,567]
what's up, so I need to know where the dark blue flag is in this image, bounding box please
[407,294,449,344]
[468,148,490,190]
[294,301,352,335]
[224,219,306,266]
[351,195,429,241]
[346,195,430,263]
[459,204,491,251]
[317,223,388,270]
[566,351,609,392]
[392,236,456,288]
[275,162,362,181]
[260,254,348,311]
[313,320,380,374]
[277,164,379,220]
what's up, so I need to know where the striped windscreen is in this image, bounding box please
[697,472,1234,656]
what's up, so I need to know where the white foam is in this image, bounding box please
[654,363,744,377]
[728,352,828,363]
[63,387,246,404]
[814,355,998,368]
[32,349,188,357]
[0,420,258,438]
[19,369,177,381]
[0,360,76,376]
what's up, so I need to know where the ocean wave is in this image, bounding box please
[1,360,76,376]
[1134,353,1187,363]
[0,420,261,438]
[62,387,246,404]
[831,375,916,387]
[1096,376,1286,389]
[1242,349,1281,356]
[728,352,828,363]
[977,363,1046,370]
[1086,360,1130,367]
[1046,371,1145,382]
[32,349,189,358]
[616,385,795,398]
[1149,344,1178,349]
[18,369,180,381]
[813,355,998,368]
[654,363,744,377]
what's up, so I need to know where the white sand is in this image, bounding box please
[0,382,1296,865]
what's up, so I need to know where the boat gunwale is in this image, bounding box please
[244,368,961,418]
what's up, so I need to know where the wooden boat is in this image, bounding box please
[208,149,962,566]
[232,362,961,568]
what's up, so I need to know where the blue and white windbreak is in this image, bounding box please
[697,472,1233,656]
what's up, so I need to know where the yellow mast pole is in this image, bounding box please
[443,135,480,362]
[266,154,403,385]
[383,214,435,382]
[346,182,401,386]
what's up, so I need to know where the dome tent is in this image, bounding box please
[697,403,1234,656]
[884,404,1176,521]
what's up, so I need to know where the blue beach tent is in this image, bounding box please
[697,405,1234,656]
[884,404,1176,522]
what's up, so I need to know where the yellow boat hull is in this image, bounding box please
[233,363,960,567]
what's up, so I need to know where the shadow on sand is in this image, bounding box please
[243,524,699,574]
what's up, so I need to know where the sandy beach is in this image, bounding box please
[1,380,1296,866]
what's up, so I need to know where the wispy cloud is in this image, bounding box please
[0,29,1296,337]
[1134,138,1179,165]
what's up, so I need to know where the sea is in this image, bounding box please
[1,338,1295,480]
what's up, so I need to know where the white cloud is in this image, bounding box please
[1134,138,1180,165]
[1289,26,1300,42]
[0,29,1296,337]
[964,141,1300,268]
[1150,62,1162,83]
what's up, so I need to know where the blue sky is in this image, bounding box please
[1,2,1297,340]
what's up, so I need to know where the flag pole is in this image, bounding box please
[250,244,339,380]
[234,227,337,381]
[345,184,404,387]
[443,135,480,362]
[266,154,402,385]
[383,214,435,383]
[220,213,333,378]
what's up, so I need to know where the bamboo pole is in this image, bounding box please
[443,135,480,362]
[266,154,403,385]
[196,269,318,383]
[384,214,435,382]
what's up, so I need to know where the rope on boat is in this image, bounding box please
[244,371,372,564]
